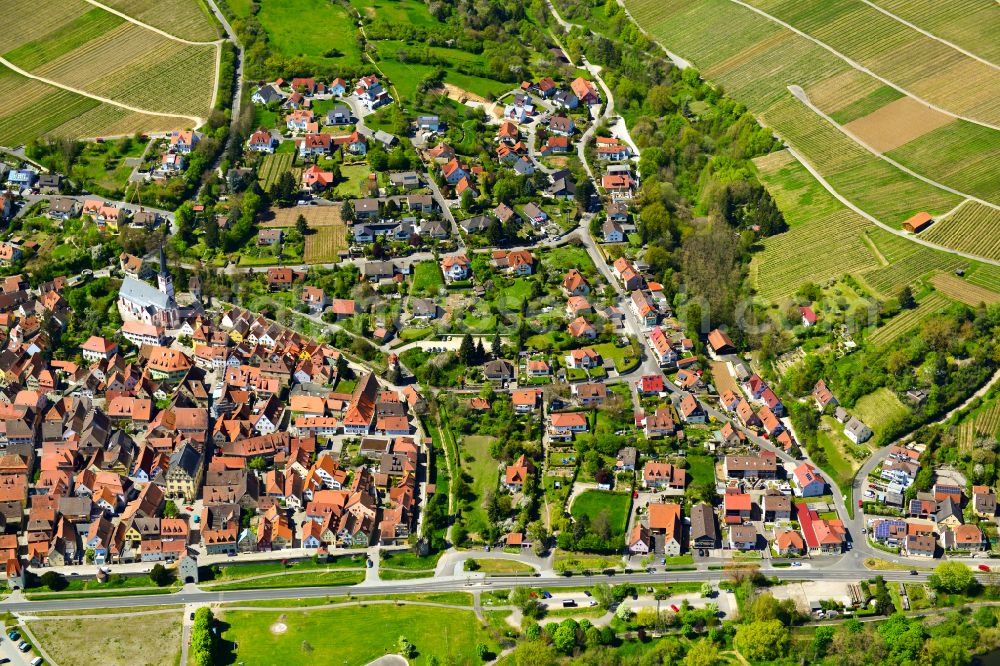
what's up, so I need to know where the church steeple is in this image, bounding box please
[157,245,175,303]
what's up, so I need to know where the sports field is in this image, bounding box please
[0,0,219,140]
[625,0,1000,261]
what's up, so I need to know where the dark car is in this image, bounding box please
[910,570,919,576]
[8,631,19,640]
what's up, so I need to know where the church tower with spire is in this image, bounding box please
[157,246,175,304]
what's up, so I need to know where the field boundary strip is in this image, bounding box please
[781,145,1000,269]
[859,0,1000,71]
[0,56,202,126]
[82,0,225,45]
[724,0,1000,131]
[789,86,1000,211]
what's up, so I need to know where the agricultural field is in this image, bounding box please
[922,201,1000,262]
[625,0,997,257]
[0,66,179,144]
[0,0,219,134]
[257,152,298,191]
[929,272,1000,307]
[304,224,348,263]
[260,206,344,228]
[957,398,1000,452]
[764,97,963,228]
[860,229,967,297]
[886,121,1000,204]
[29,611,182,666]
[742,0,1000,125]
[100,0,221,41]
[869,0,1000,62]
[852,388,910,435]
[965,264,1000,294]
[751,150,879,300]
[867,292,952,347]
[843,96,952,153]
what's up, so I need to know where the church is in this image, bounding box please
[118,248,199,328]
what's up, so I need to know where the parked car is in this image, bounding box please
[670,604,679,613]
[562,600,576,608]
[31,658,43,666]
[542,591,552,599]
[18,641,30,652]
[8,631,19,640]
[980,565,991,572]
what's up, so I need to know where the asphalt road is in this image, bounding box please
[2,568,943,614]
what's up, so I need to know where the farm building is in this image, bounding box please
[902,212,933,233]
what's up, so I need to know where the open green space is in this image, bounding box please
[332,163,371,198]
[591,341,639,373]
[379,550,443,571]
[467,558,535,574]
[256,0,362,67]
[410,260,445,296]
[812,416,863,491]
[685,453,716,487]
[202,556,368,582]
[570,490,630,538]
[221,604,499,665]
[201,569,365,591]
[852,387,910,434]
[458,434,499,538]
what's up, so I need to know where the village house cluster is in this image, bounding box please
[0,258,429,578]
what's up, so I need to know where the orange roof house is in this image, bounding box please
[902,212,933,233]
[504,454,536,491]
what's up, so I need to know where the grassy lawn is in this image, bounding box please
[205,569,365,591]
[553,552,622,572]
[813,416,859,490]
[378,569,435,580]
[29,610,182,666]
[493,278,534,309]
[467,558,535,574]
[257,0,362,68]
[221,604,498,665]
[225,591,473,609]
[852,387,910,435]
[379,550,443,571]
[570,490,631,538]
[203,556,367,582]
[459,434,498,539]
[591,341,639,373]
[26,573,178,594]
[411,261,445,297]
[686,454,716,487]
[332,163,371,198]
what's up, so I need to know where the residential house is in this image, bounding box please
[504,454,535,492]
[690,503,718,550]
[792,463,827,497]
[642,462,685,490]
[844,417,872,444]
